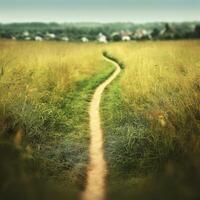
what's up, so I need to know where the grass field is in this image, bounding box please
[102,40,200,199]
[0,40,115,199]
[0,40,200,200]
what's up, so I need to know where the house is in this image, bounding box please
[111,31,131,41]
[46,32,56,39]
[122,35,131,41]
[25,37,31,41]
[121,30,132,41]
[35,36,43,41]
[61,37,69,42]
[23,31,29,37]
[133,29,147,39]
[81,37,89,42]
[97,33,107,43]
[133,29,151,40]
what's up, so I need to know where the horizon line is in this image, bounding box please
[0,20,200,24]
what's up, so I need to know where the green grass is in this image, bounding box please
[101,48,200,199]
[1,40,200,200]
[0,57,115,200]
[35,59,115,189]
[102,78,179,171]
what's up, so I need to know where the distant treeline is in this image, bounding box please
[0,22,200,41]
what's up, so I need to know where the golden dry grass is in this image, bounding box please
[0,40,113,198]
[1,39,200,200]
[0,40,107,133]
[107,41,200,140]
[0,40,105,91]
[1,39,200,162]
[101,40,200,200]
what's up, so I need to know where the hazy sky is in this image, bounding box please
[0,0,199,23]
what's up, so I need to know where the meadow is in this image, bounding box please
[0,40,115,199]
[102,40,200,199]
[0,39,200,200]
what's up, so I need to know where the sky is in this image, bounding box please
[0,0,199,23]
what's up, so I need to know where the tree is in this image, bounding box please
[194,25,200,37]
[151,28,160,39]
[112,33,121,41]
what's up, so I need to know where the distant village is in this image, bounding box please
[0,22,200,42]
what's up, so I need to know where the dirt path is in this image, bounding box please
[82,56,121,200]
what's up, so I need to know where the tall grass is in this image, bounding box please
[0,40,105,141]
[1,39,200,199]
[102,40,200,199]
[0,40,114,199]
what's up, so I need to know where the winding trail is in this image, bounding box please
[82,56,121,200]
